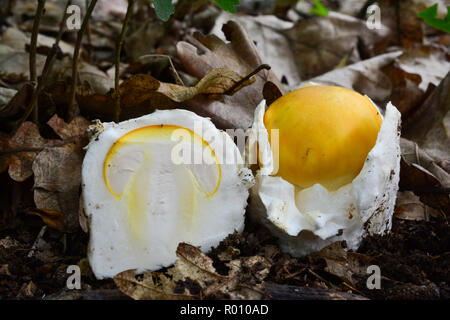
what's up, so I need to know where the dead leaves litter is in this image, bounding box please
[32,115,90,231]
[177,20,284,129]
[114,242,271,300]
[0,114,90,231]
[78,66,259,122]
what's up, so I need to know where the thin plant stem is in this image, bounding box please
[114,0,135,123]
[16,0,72,130]
[139,54,185,86]
[224,64,271,95]
[29,0,46,123]
[68,0,98,121]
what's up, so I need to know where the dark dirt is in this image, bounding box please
[0,184,449,300]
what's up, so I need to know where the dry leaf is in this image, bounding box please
[0,87,17,108]
[79,67,256,122]
[0,82,33,122]
[400,139,449,217]
[400,138,449,191]
[210,12,300,86]
[177,20,284,129]
[377,0,447,48]
[398,70,449,216]
[395,191,440,221]
[120,68,254,105]
[0,45,46,82]
[27,208,65,231]
[0,27,73,57]
[0,122,55,182]
[381,46,450,116]
[299,51,403,107]
[114,270,194,300]
[402,70,450,161]
[284,11,390,80]
[114,243,270,300]
[316,242,376,286]
[31,115,90,231]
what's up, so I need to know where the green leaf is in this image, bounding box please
[153,0,175,22]
[418,4,450,33]
[310,0,328,17]
[213,0,240,13]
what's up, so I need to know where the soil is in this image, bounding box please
[0,208,448,300]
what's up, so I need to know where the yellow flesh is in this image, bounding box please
[103,125,221,239]
[264,85,383,191]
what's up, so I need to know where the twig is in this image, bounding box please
[27,226,47,258]
[15,0,72,130]
[224,64,271,95]
[307,268,330,286]
[85,0,93,62]
[68,0,98,121]
[341,281,366,297]
[4,0,13,16]
[29,0,46,123]
[55,0,72,44]
[138,54,184,86]
[265,283,368,300]
[114,0,135,123]
[284,267,307,279]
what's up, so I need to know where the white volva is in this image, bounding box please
[248,99,401,256]
[82,110,253,279]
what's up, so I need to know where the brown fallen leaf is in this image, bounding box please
[13,0,65,33]
[0,122,55,182]
[377,0,446,49]
[381,46,450,116]
[114,242,271,300]
[177,20,284,129]
[299,51,403,107]
[78,67,257,122]
[31,115,90,231]
[27,208,65,231]
[114,243,222,300]
[402,70,450,161]
[263,81,283,106]
[284,11,389,80]
[125,20,166,62]
[210,12,300,86]
[315,242,377,286]
[119,68,255,105]
[398,70,449,216]
[400,138,449,191]
[0,82,33,123]
[0,46,46,83]
[114,270,194,300]
[395,191,440,221]
[400,139,449,217]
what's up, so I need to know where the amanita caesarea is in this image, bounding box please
[82,109,253,279]
[248,85,401,256]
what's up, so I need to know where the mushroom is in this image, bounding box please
[248,84,401,256]
[82,109,253,279]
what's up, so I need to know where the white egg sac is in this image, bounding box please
[82,110,253,279]
[248,100,401,256]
